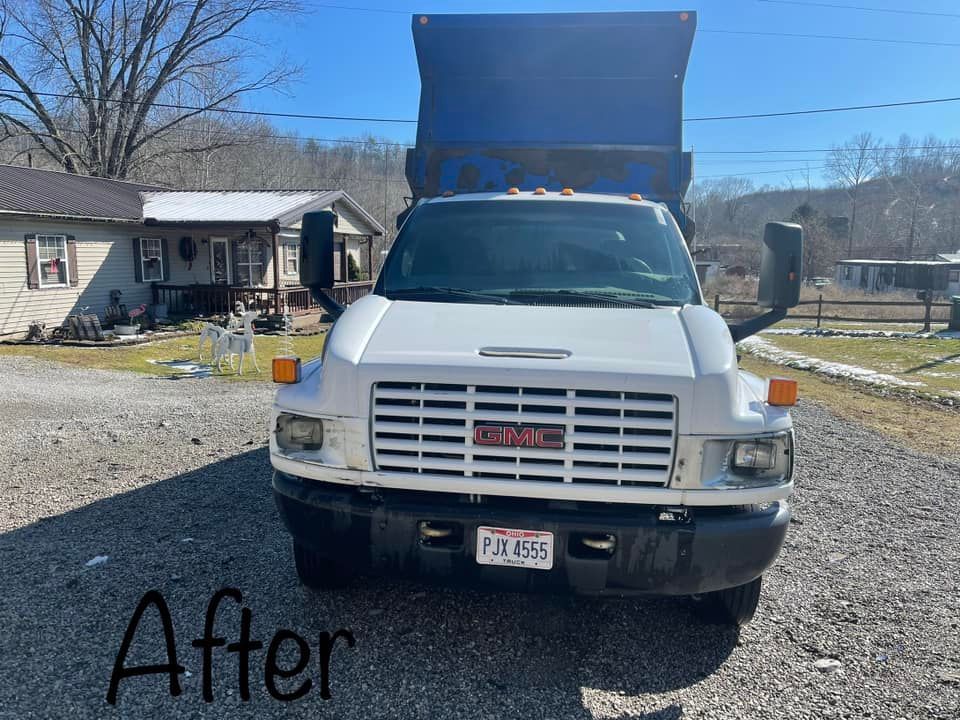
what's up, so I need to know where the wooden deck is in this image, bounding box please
[151,281,374,316]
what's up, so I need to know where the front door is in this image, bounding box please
[210,237,231,284]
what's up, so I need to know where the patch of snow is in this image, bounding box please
[148,359,212,378]
[739,336,925,389]
[85,555,109,567]
[764,327,960,340]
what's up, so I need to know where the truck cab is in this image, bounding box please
[269,11,802,626]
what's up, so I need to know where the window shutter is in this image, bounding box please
[66,235,79,287]
[160,238,170,281]
[24,234,39,289]
[132,237,143,283]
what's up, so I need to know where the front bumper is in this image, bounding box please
[274,472,791,596]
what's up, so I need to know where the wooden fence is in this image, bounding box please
[714,293,954,332]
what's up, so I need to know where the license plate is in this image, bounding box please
[475,526,554,570]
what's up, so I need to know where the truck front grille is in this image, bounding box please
[371,382,676,486]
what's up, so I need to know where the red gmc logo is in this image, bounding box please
[474,424,564,449]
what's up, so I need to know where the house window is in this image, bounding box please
[949,270,960,283]
[842,266,852,281]
[140,238,164,281]
[37,235,69,287]
[283,243,299,275]
[235,240,264,286]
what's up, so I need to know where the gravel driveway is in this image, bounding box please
[1,355,957,719]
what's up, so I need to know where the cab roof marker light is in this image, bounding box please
[442,190,455,197]
[533,187,546,195]
[506,187,520,195]
[629,193,643,201]
[561,188,574,196]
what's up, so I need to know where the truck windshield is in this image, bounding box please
[379,200,701,307]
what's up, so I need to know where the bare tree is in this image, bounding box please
[0,0,298,178]
[826,131,882,257]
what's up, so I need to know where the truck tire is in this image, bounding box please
[694,575,763,626]
[293,542,351,590]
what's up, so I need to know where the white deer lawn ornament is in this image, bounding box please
[214,310,260,375]
[198,323,234,368]
[198,302,247,364]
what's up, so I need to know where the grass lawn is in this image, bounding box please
[740,354,960,463]
[754,334,960,398]
[0,333,327,382]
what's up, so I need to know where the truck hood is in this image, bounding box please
[362,299,695,377]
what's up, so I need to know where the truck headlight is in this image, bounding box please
[732,440,778,471]
[276,413,324,451]
[695,431,794,490]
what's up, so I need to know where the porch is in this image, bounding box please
[151,280,375,317]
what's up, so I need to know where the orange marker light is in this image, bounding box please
[533,187,546,195]
[767,378,798,406]
[506,187,520,195]
[419,15,429,25]
[629,193,643,201]
[442,190,455,197]
[680,12,689,22]
[273,356,302,384]
[561,188,574,196]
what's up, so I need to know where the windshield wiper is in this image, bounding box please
[389,286,521,305]
[509,289,658,308]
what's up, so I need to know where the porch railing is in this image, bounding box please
[152,281,374,317]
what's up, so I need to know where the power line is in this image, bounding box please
[697,166,828,179]
[304,2,960,46]
[696,144,960,154]
[757,0,960,19]
[0,87,417,124]
[686,95,960,122]
[7,106,960,162]
[699,28,960,48]
[7,86,960,126]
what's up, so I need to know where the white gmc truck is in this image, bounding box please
[270,190,802,626]
[269,10,803,626]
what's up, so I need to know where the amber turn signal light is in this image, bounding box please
[273,356,302,384]
[767,378,798,406]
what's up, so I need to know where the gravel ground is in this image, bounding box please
[0,355,958,719]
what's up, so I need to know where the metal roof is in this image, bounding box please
[140,189,384,234]
[0,163,163,221]
[0,164,384,234]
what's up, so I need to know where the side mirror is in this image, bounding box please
[757,222,802,309]
[299,210,337,290]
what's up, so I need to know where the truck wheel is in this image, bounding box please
[293,542,351,590]
[693,575,763,626]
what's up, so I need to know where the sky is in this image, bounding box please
[246,0,960,189]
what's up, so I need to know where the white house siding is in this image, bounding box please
[333,201,376,238]
[0,217,150,336]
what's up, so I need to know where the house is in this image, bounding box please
[0,164,383,337]
[834,257,960,296]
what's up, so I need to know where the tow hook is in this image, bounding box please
[418,521,453,539]
[580,534,616,552]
